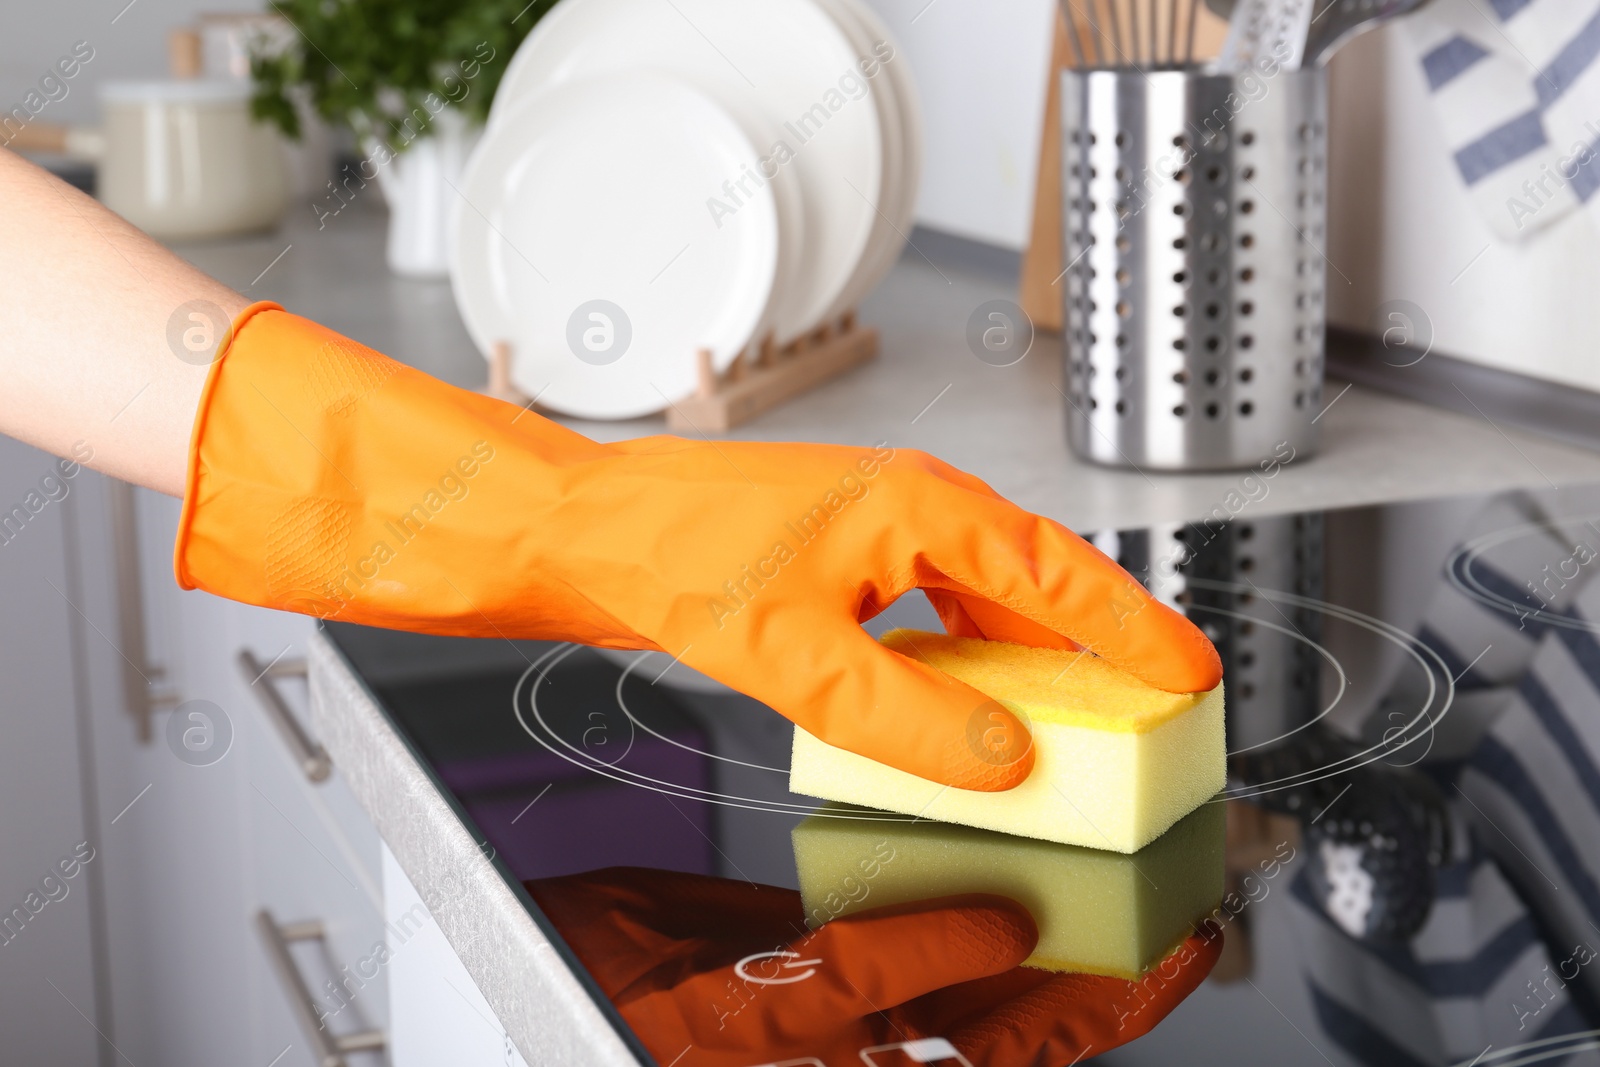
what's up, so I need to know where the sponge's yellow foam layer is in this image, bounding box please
[880,629,1206,733]
[793,801,1225,978]
[789,630,1225,852]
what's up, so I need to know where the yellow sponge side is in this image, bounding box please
[788,630,1226,852]
[879,629,1204,733]
[793,801,1225,978]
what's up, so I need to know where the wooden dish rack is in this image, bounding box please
[483,311,878,433]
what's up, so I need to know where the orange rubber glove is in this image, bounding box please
[528,867,1222,1066]
[176,304,1221,790]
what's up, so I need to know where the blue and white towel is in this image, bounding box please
[1289,837,1590,1064]
[1458,569,1600,1029]
[1295,493,1600,1063]
[1363,491,1582,765]
[1405,0,1600,241]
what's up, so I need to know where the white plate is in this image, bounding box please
[810,0,922,317]
[846,0,923,304]
[452,75,778,420]
[491,0,882,344]
[873,0,924,237]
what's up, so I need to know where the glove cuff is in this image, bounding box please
[171,304,633,643]
[173,299,283,593]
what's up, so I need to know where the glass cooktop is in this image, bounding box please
[324,480,1600,1066]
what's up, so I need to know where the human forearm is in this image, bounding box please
[0,147,247,495]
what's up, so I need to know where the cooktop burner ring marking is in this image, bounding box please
[614,651,789,775]
[512,644,917,819]
[1458,1029,1600,1067]
[1184,579,1455,800]
[1185,600,1348,758]
[1447,513,1600,632]
[507,587,1453,813]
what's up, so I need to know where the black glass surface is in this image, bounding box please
[325,480,1600,1066]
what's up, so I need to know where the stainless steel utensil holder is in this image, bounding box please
[1062,68,1327,470]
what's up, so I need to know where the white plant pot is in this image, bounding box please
[370,110,481,278]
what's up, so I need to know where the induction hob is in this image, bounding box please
[322,481,1600,1067]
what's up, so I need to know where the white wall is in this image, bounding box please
[1326,25,1600,394]
[6,0,1056,247]
[0,0,259,127]
[863,0,1056,249]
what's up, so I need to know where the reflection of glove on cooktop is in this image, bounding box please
[527,867,1221,1066]
[1233,726,1450,943]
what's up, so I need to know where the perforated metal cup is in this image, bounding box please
[1061,68,1328,471]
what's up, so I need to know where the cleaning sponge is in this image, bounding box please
[789,630,1226,853]
[793,801,1225,977]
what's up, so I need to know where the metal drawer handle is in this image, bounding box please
[256,909,386,1065]
[109,479,180,741]
[238,650,331,782]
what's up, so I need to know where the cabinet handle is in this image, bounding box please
[256,909,386,1065]
[109,479,180,742]
[238,650,331,782]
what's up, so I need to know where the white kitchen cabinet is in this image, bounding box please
[0,437,106,1064]
[383,844,531,1067]
[127,488,390,1067]
[0,449,538,1065]
[64,486,259,1064]
[0,470,394,1067]
[241,641,392,1067]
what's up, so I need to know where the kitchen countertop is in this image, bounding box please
[176,201,1600,533]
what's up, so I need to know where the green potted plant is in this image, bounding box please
[250,0,557,276]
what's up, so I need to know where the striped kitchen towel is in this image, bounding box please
[1289,491,1600,1064]
[1404,0,1600,241]
[1459,569,1600,1028]
[1361,491,1585,765]
[1287,833,1591,1064]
